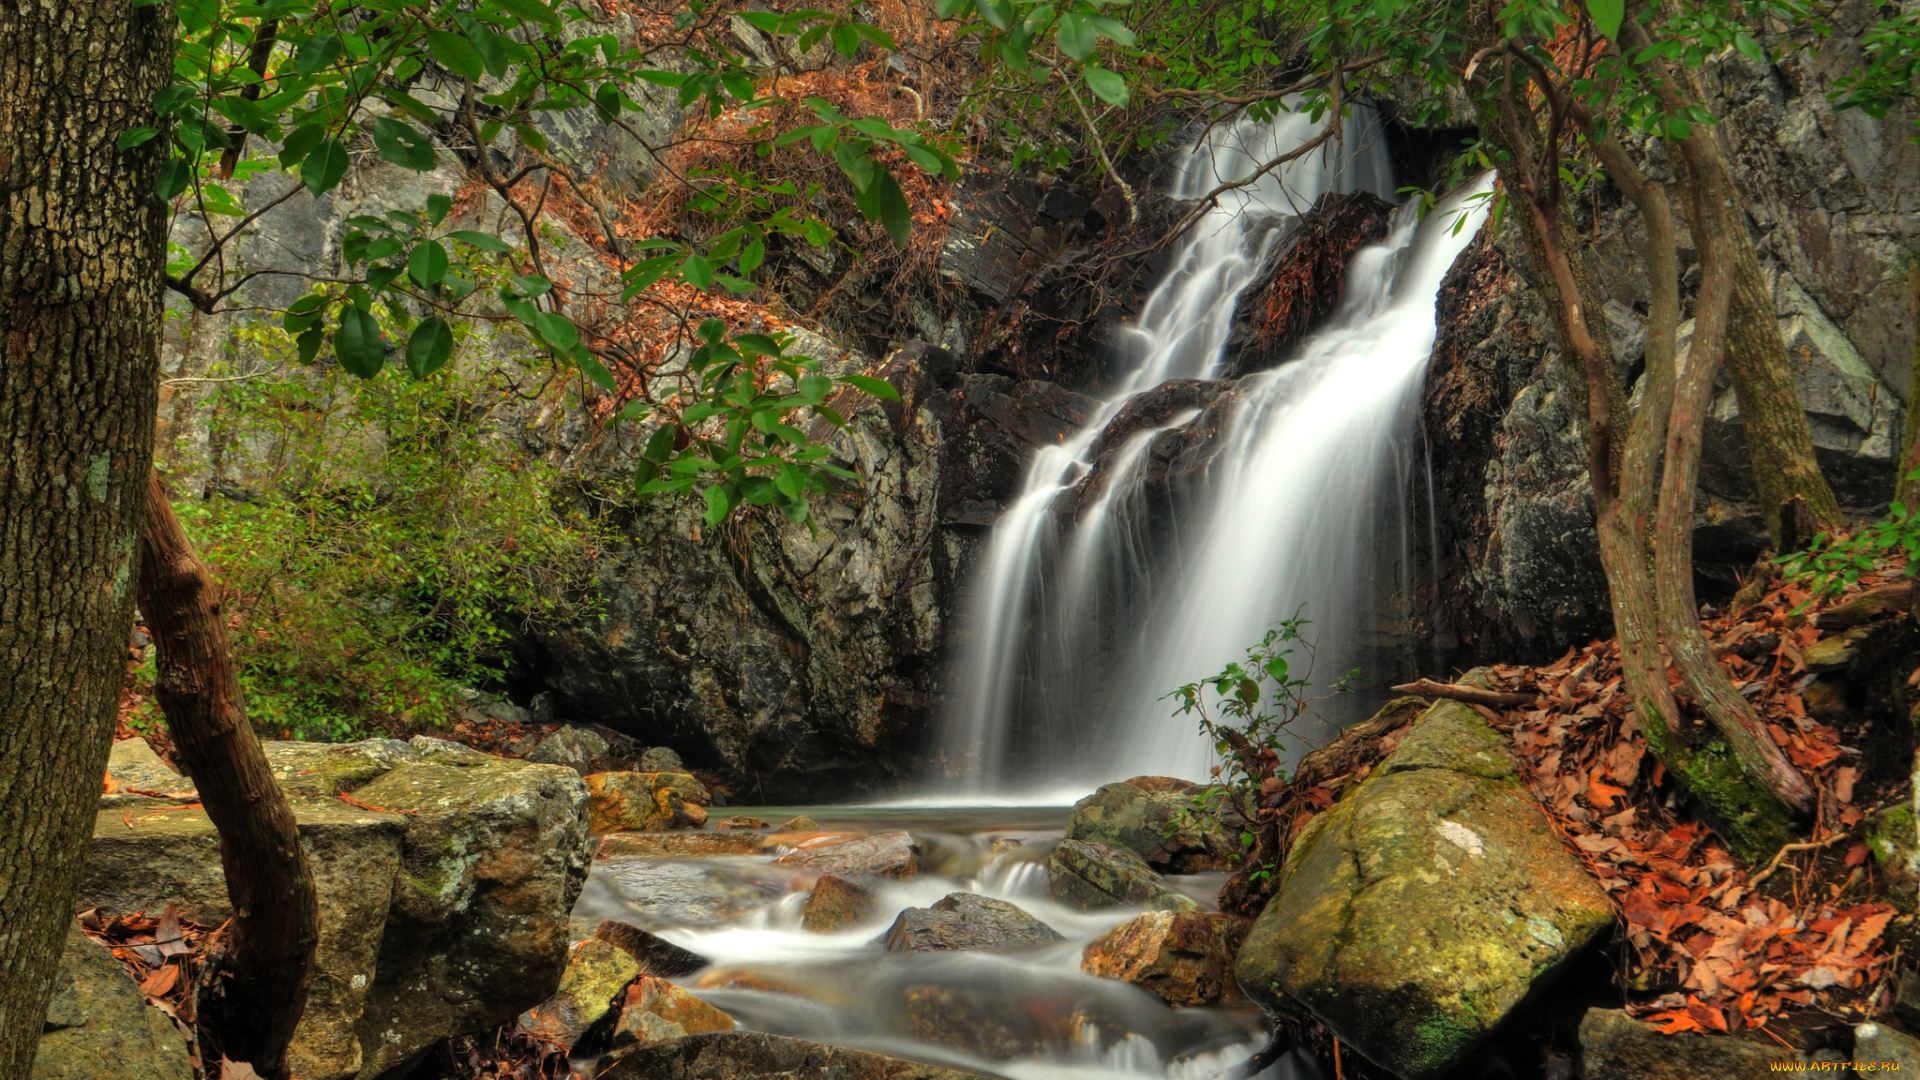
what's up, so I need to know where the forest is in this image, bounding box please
[1,0,1918,1076]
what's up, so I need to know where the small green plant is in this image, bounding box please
[1777,468,1920,608]
[1163,613,1361,871]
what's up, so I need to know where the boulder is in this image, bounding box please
[518,938,641,1048]
[878,893,1065,953]
[1065,776,1241,872]
[802,875,878,933]
[609,974,735,1049]
[33,922,194,1080]
[1047,839,1199,912]
[601,1030,992,1079]
[1868,802,1919,906]
[778,815,820,831]
[529,725,610,773]
[594,920,711,977]
[1238,701,1613,1080]
[718,815,768,830]
[1855,1023,1920,1069]
[597,831,762,858]
[104,738,195,798]
[641,746,687,773]
[584,771,711,831]
[81,736,592,1080]
[1081,911,1250,1006]
[774,831,919,878]
[583,859,775,927]
[1577,1008,1800,1078]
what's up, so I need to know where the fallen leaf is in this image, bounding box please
[1846,844,1869,868]
[221,1060,265,1080]
[1835,767,1857,805]
[140,964,180,997]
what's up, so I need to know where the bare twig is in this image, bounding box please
[1391,678,1540,709]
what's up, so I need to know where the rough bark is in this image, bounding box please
[139,476,319,1080]
[0,3,173,1076]
[1901,266,1920,509]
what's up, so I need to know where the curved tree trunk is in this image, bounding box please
[139,476,319,1080]
[0,3,174,1076]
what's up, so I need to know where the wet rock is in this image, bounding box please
[601,1030,992,1079]
[641,746,687,773]
[594,920,710,977]
[938,170,1049,305]
[530,725,610,774]
[104,738,194,798]
[1065,777,1241,872]
[517,938,640,1048]
[774,831,919,878]
[585,771,711,832]
[584,859,775,927]
[802,875,878,932]
[778,815,820,831]
[1081,911,1250,1006]
[901,985,1040,1060]
[1855,1023,1920,1068]
[1577,1008,1800,1077]
[1047,838,1199,912]
[1224,190,1396,378]
[718,815,767,830]
[1238,701,1613,1080]
[878,893,1065,953]
[33,921,194,1080]
[597,830,761,858]
[609,974,735,1049]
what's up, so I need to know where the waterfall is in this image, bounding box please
[935,106,1488,798]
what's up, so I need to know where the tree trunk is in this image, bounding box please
[0,3,174,1076]
[1900,266,1920,509]
[139,476,319,1080]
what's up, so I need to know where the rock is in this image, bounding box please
[1047,839,1199,912]
[601,1030,992,1079]
[641,746,687,773]
[33,921,194,1080]
[609,974,735,1048]
[518,938,641,1048]
[1868,802,1919,904]
[900,984,1043,1060]
[1080,911,1250,1006]
[1856,1022,1920,1068]
[878,893,1065,953]
[1065,777,1241,872]
[583,859,775,927]
[774,831,919,878]
[1577,1008,1799,1078]
[802,874,879,932]
[1223,190,1396,378]
[1238,701,1613,1080]
[585,771,712,831]
[104,738,194,798]
[529,725,610,773]
[484,699,533,725]
[529,690,556,723]
[1803,628,1869,672]
[718,815,767,830]
[778,815,820,831]
[597,830,762,858]
[594,920,710,977]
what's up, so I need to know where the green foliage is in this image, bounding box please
[1831,9,1920,126]
[136,330,607,741]
[1777,469,1920,607]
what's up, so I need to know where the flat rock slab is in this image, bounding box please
[598,831,763,858]
[1238,701,1613,1080]
[878,892,1064,953]
[34,922,194,1080]
[602,1030,992,1080]
[774,831,919,878]
[1047,838,1198,911]
[1578,1008,1804,1077]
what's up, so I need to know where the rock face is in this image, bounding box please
[1081,911,1250,1007]
[1065,777,1240,872]
[601,1030,992,1080]
[34,922,194,1080]
[77,736,591,1080]
[802,875,879,932]
[773,831,920,878]
[584,771,712,831]
[1047,839,1200,912]
[1577,1008,1800,1078]
[1236,701,1613,1080]
[878,893,1065,953]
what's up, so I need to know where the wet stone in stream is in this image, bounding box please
[879,893,1065,953]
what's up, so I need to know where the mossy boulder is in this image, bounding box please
[877,893,1065,953]
[1236,701,1613,1080]
[34,922,194,1080]
[1869,802,1920,908]
[1047,838,1199,911]
[518,938,641,1048]
[1065,776,1242,872]
[1578,1008,1803,1077]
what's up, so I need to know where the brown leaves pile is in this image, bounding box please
[79,904,225,1072]
[1479,570,1904,1037]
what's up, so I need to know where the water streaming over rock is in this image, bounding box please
[936,110,1492,797]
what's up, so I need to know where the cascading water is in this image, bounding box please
[936,109,1493,796]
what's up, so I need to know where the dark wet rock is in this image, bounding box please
[517,938,640,1048]
[1222,190,1396,378]
[1081,910,1250,1006]
[802,874,878,933]
[938,170,1051,305]
[33,921,193,1080]
[1855,1023,1920,1069]
[529,725,610,774]
[1577,1008,1802,1077]
[878,892,1065,953]
[594,920,711,978]
[601,1030,992,1079]
[1047,838,1199,911]
[1064,776,1241,872]
[774,831,919,879]
[1238,701,1613,1080]
[584,771,711,831]
[609,974,735,1049]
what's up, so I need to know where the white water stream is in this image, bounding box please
[936,110,1492,797]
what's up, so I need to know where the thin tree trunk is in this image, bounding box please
[139,476,319,1079]
[0,3,173,1076]
[1900,266,1920,508]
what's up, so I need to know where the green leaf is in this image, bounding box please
[573,346,617,392]
[1584,0,1623,40]
[854,168,912,248]
[405,317,454,378]
[408,240,449,286]
[118,127,159,151]
[279,124,327,168]
[295,33,343,75]
[935,0,973,16]
[426,193,452,225]
[155,158,192,201]
[301,138,350,196]
[702,483,737,525]
[426,30,485,81]
[841,373,900,401]
[1055,13,1094,60]
[334,307,385,378]
[643,425,678,462]
[594,83,622,124]
[447,230,512,253]
[372,117,436,171]
[979,0,1014,29]
[1082,66,1128,106]
[683,254,714,290]
[1733,31,1764,62]
[534,311,579,350]
[492,0,562,28]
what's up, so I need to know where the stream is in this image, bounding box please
[571,807,1318,1080]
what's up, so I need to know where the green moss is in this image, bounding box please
[1636,697,1797,864]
